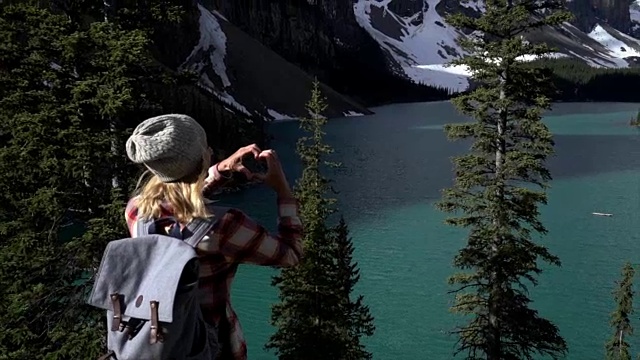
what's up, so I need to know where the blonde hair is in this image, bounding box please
[134,156,211,224]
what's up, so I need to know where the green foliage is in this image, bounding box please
[111,0,186,30]
[523,58,640,102]
[332,216,375,359]
[605,262,636,360]
[438,1,570,359]
[0,3,190,358]
[266,81,375,360]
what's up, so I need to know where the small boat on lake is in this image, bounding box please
[592,212,613,217]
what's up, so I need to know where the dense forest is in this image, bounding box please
[0,1,261,358]
[374,77,453,104]
[411,57,640,104]
[525,57,640,102]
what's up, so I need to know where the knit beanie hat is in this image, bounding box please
[126,114,209,183]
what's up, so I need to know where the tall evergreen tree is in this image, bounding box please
[606,262,635,360]
[0,3,187,358]
[437,1,572,359]
[333,216,376,359]
[266,81,375,360]
[0,6,111,358]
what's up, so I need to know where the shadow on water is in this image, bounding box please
[217,102,640,226]
[549,134,640,178]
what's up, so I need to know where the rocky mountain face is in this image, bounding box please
[350,0,640,90]
[385,0,635,33]
[388,0,425,17]
[201,0,424,106]
[166,0,373,122]
[158,0,640,121]
[568,0,632,33]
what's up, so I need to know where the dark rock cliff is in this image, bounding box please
[388,0,423,17]
[139,0,268,150]
[210,13,373,118]
[567,0,632,33]
[148,1,201,70]
[385,0,633,34]
[201,0,449,106]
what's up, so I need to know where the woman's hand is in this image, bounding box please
[213,145,292,198]
[254,149,292,198]
[217,143,262,180]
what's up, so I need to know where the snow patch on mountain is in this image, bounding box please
[183,5,230,87]
[267,108,296,121]
[353,0,469,92]
[549,22,626,67]
[417,52,567,79]
[181,4,251,116]
[588,25,640,65]
[460,0,485,13]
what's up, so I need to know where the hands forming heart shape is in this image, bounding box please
[214,144,289,194]
[216,143,262,179]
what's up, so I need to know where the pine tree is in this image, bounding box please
[0,3,187,358]
[606,262,636,360]
[266,81,375,360]
[333,216,375,359]
[0,5,112,357]
[437,1,572,359]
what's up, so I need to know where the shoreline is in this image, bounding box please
[269,98,640,122]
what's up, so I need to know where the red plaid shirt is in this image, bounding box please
[124,164,303,360]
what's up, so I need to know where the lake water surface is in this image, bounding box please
[216,101,640,359]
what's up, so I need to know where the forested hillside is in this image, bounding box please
[528,58,640,102]
[0,1,260,358]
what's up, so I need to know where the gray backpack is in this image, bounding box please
[87,206,227,360]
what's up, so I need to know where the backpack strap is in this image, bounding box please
[134,206,230,247]
[182,206,229,247]
[135,216,182,238]
[182,218,215,247]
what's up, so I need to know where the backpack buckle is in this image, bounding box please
[110,293,122,331]
[149,301,164,344]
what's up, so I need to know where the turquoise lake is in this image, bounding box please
[215,101,640,359]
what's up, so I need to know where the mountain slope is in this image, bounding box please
[180,4,371,120]
[180,0,640,116]
[354,0,468,91]
[353,0,640,92]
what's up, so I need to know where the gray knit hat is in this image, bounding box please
[126,114,208,182]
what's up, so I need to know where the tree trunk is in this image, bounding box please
[488,65,508,360]
[619,329,623,356]
[103,0,120,189]
[488,3,513,357]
